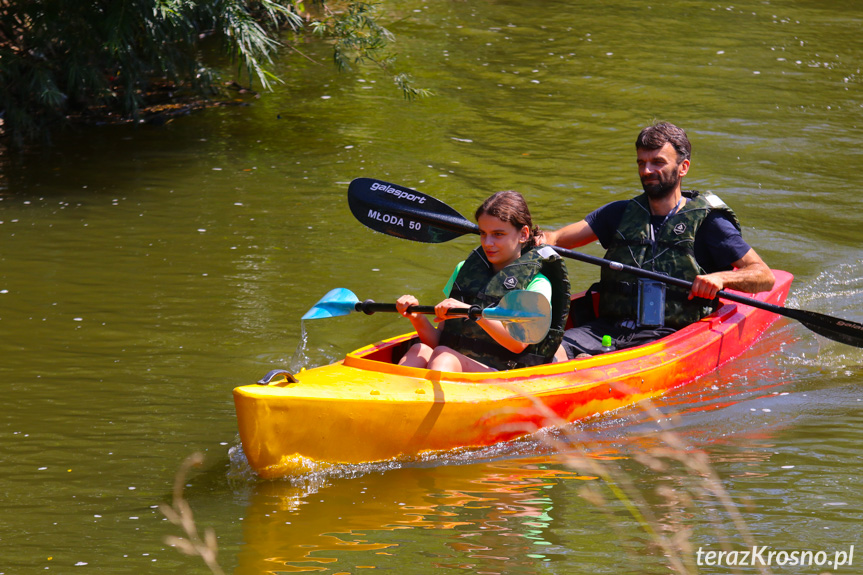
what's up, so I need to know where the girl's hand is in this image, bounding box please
[396,295,420,318]
[434,298,471,322]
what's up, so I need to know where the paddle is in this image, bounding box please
[302,288,552,345]
[348,177,863,348]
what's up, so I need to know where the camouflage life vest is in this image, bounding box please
[439,244,570,370]
[598,190,741,329]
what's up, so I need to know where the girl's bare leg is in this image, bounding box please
[426,346,497,373]
[398,342,434,368]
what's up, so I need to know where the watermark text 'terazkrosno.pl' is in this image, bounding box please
[696,545,854,570]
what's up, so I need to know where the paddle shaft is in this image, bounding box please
[355,299,481,319]
[552,245,766,307]
[348,177,863,347]
[353,181,814,315]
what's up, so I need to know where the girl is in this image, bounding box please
[395,191,569,372]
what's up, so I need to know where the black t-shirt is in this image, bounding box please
[585,199,751,273]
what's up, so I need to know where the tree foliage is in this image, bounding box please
[0,0,425,144]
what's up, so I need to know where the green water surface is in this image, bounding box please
[1,1,861,573]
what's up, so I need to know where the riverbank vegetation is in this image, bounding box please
[0,0,425,145]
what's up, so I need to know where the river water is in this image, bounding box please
[1,0,861,573]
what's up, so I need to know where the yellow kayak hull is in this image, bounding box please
[234,271,793,478]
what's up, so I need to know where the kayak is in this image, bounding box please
[234,270,793,478]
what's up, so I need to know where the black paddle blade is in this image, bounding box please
[784,307,863,348]
[348,178,477,243]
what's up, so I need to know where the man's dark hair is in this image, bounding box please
[636,122,691,162]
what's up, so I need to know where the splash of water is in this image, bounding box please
[288,321,312,372]
[782,260,863,366]
[787,260,863,314]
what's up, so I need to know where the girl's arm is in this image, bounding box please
[396,295,442,348]
[475,317,528,353]
[473,274,553,353]
[434,298,527,354]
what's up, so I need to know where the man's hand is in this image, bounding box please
[536,220,597,249]
[689,274,724,300]
[688,248,775,300]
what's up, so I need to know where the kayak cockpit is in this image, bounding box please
[345,288,601,366]
[340,270,794,379]
[337,294,701,383]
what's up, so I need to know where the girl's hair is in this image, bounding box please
[475,190,540,248]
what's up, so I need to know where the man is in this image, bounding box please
[543,122,775,359]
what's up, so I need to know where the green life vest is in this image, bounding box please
[439,244,570,370]
[598,190,741,329]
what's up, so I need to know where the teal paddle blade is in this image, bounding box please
[301,288,360,320]
[482,290,552,345]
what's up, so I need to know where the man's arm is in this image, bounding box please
[689,248,775,300]
[540,220,598,249]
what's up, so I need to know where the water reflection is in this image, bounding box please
[233,459,595,574]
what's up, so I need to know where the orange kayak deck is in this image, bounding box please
[234,270,793,478]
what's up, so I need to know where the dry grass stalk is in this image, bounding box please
[159,452,225,575]
[498,380,775,575]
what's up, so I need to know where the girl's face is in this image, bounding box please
[477,213,529,271]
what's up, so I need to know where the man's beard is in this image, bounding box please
[641,168,680,199]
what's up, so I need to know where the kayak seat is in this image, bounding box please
[566,284,601,330]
